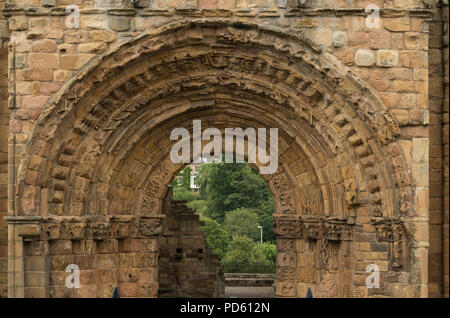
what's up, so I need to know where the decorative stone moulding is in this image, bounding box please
[273,215,354,241]
[12,215,165,241]
[371,217,411,270]
[371,217,411,243]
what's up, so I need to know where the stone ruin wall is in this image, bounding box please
[158,189,224,298]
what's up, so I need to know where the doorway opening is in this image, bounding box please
[158,159,276,298]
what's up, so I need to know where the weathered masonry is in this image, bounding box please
[158,189,224,298]
[0,0,448,298]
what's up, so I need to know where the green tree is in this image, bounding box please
[196,162,273,224]
[187,200,208,215]
[223,208,260,241]
[222,236,266,264]
[255,196,275,242]
[171,167,196,201]
[200,216,230,258]
[181,167,192,190]
[173,186,199,202]
[254,242,277,263]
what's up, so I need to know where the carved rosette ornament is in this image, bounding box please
[277,267,296,281]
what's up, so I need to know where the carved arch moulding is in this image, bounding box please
[15,19,410,219]
[7,19,419,297]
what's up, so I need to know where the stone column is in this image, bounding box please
[276,237,298,298]
[5,216,42,297]
[273,217,299,298]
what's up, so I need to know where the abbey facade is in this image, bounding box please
[0,0,448,298]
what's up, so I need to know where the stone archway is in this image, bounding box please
[8,19,422,298]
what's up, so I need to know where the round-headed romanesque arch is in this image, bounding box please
[11,19,420,298]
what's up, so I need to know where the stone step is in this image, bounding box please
[225,278,275,287]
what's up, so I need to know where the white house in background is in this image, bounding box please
[176,157,208,191]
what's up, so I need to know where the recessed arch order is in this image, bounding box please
[13,18,416,298]
[17,19,410,221]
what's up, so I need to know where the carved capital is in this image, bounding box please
[27,215,165,241]
[371,218,404,242]
[371,218,410,270]
[137,219,163,236]
[273,216,354,241]
[17,224,41,240]
[273,217,302,238]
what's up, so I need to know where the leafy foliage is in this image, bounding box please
[181,166,192,190]
[223,208,261,241]
[196,162,273,225]
[254,196,275,242]
[187,200,208,215]
[222,236,267,264]
[200,216,230,258]
[173,185,200,201]
[170,161,276,267]
[254,242,277,263]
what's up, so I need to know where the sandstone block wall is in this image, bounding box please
[0,0,8,297]
[0,46,7,298]
[428,1,449,298]
[158,190,224,298]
